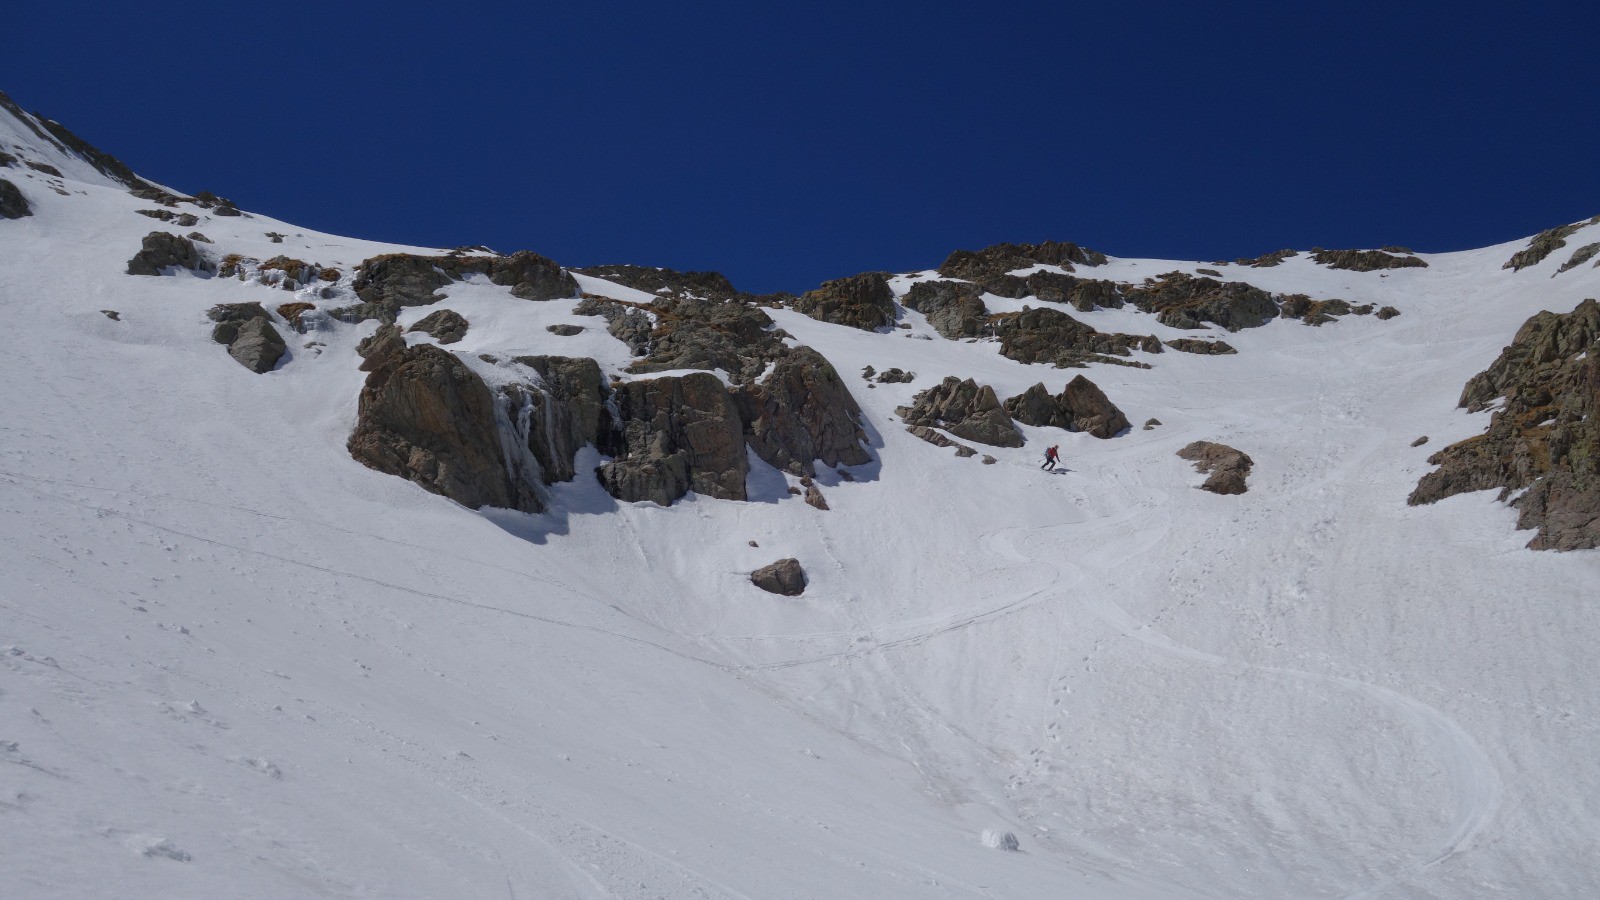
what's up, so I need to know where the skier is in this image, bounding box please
[1041,444,1060,471]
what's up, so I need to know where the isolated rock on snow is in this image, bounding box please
[546,323,584,336]
[1177,441,1254,494]
[751,558,806,596]
[596,372,749,505]
[789,272,896,331]
[901,280,989,339]
[1410,298,1600,549]
[0,177,30,218]
[349,343,544,512]
[408,308,470,344]
[736,346,871,476]
[206,302,286,373]
[1165,337,1238,355]
[1004,376,1130,439]
[1556,242,1600,274]
[899,377,1024,448]
[1143,418,1161,430]
[875,367,915,383]
[127,231,209,276]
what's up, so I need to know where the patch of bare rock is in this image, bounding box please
[1178,441,1253,494]
[1503,217,1600,271]
[207,303,287,374]
[1410,298,1600,550]
[751,558,807,596]
[1309,248,1428,272]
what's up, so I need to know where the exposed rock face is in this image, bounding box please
[357,323,407,370]
[937,241,1107,280]
[573,296,652,355]
[905,424,980,458]
[1178,441,1254,494]
[1166,338,1237,355]
[902,280,989,339]
[408,309,470,344]
[1503,217,1600,271]
[0,177,32,218]
[349,342,544,512]
[340,251,578,323]
[1410,298,1600,550]
[507,355,611,484]
[597,373,749,505]
[1309,248,1428,271]
[627,297,787,382]
[1235,249,1298,267]
[575,264,739,301]
[751,558,806,596]
[1556,242,1600,274]
[1004,376,1130,439]
[993,306,1160,368]
[1125,272,1279,330]
[875,367,915,383]
[790,272,896,331]
[207,302,286,373]
[1279,295,1356,326]
[899,377,1024,447]
[737,347,870,476]
[127,232,208,276]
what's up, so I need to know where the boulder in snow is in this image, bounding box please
[751,558,807,596]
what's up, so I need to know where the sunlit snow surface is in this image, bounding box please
[2,118,1599,898]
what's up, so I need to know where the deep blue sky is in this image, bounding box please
[7,1,1597,293]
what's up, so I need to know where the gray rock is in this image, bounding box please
[902,280,989,339]
[597,373,748,505]
[175,213,198,227]
[736,347,871,476]
[993,306,1160,368]
[408,308,469,344]
[937,241,1107,280]
[875,367,915,384]
[899,377,1024,447]
[506,356,612,484]
[1375,306,1401,320]
[1411,436,1428,447]
[187,231,212,243]
[573,296,652,355]
[206,302,286,373]
[546,324,584,336]
[1004,376,1130,439]
[1143,418,1161,430]
[1309,248,1428,271]
[357,323,407,371]
[1503,217,1600,271]
[751,558,806,596]
[349,343,543,512]
[1125,272,1279,331]
[789,272,896,331]
[1234,249,1298,267]
[1166,338,1238,355]
[127,231,208,276]
[625,296,787,383]
[1410,298,1600,549]
[1556,242,1600,274]
[1177,441,1253,494]
[804,484,829,510]
[343,250,578,323]
[573,264,739,301]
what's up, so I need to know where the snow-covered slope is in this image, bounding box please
[2,97,1598,899]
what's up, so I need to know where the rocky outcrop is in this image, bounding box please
[349,342,544,512]
[1556,242,1600,274]
[1124,272,1279,330]
[575,264,739,301]
[1235,249,1298,267]
[626,296,788,383]
[207,303,286,373]
[1166,338,1237,354]
[993,306,1160,368]
[899,377,1023,447]
[339,251,578,323]
[874,367,915,383]
[790,272,896,331]
[408,309,470,344]
[1309,248,1428,271]
[573,296,652,355]
[1278,295,1356,326]
[1503,217,1600,271]
[0,177,31,218]
[1410,298,1600,549]
[906,425,980,458]
[506,356,611,485]
[1004,377,1130,439]
[127,232,209,276]
[737,347,870,476]
[902,280,989,338]
[751,558,806,596]
[1178,441,1253,494]
[1376,306,1401,320]
[597,373,749,505]
[937,241,1107,280]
